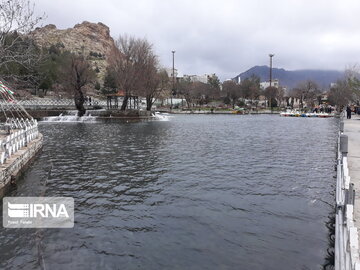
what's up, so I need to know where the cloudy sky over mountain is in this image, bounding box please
[35,0,360,80]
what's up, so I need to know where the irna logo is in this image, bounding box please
[7,202,69,218]
[3,197,74,228]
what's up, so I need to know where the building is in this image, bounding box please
[260,79,279,89]
[330,82,337,88]
[231,76,241,84]
[183,74,209,84]
[165,68,178,78]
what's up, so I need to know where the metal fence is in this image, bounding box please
[12,99,107,109]
[0,118,39,165]
[335,119,360,270]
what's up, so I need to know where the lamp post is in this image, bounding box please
[269,54,274,87]
[269,54,274,110]
[171,50,175,110]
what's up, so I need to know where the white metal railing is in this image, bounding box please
[335,125,360,270]
[0,118,39,165]
[13,98,107,109]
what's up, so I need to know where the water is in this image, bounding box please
[43,111,170,122]
[42,111,97,123]
[0,115,338,270]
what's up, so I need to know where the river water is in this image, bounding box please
[0,114,338,270]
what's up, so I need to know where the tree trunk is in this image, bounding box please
[146,96,152,111]
[74,90,86,117]
[121,95,129,111]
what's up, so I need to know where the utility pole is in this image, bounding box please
[171,50,175,110]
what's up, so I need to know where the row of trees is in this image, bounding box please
[105,35,170,111]
[0,0,172,115]
[2,0,360,114]
[326,68,360,109]
[222,76,261,108]
[176,74,221,107]
[180,76,316,110]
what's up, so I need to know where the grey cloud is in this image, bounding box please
[35,0,360,81]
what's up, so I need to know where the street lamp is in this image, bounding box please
[269,54,274,87]
[171,50,175,110]
[269,54,275,110]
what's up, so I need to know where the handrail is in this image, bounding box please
[335,119,360,270]
[0,118,39,165]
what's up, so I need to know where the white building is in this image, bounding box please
[165,68,178,78]
[231,76,241,84]
[183,74,213,84]
[260,79,279,89]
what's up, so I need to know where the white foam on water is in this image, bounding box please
[42,111,97,123]
[152,112,171,121]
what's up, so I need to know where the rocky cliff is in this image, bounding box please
[30,21,117,83]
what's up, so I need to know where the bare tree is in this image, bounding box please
[177,77,193,107]
[275,87,285,107]
[264,86,278,108]
[192,82,211,105]
[0,0,44,83]
[328,79,353,110]
[143,68,169,111]
[110,35,157,110]
[222,80,240,109]
[344,65,360,104]
[62,55,94,116]
[295,80,320,109]
[240,75,261,107]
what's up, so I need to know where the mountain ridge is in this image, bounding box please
[234,65,344,89]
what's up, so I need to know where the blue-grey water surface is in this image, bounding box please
[0,115,338,270]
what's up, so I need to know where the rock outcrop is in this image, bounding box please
[30,21,117,84]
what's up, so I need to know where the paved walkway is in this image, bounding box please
[345,114,360,242]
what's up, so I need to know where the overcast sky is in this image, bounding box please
[34,0,360,80]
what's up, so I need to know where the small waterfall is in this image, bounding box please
[152,112,171,121]
[42,111,97,123]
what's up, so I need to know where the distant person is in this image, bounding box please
[347,106,352,119]
[356,106,360,115]
[89,96,92,106]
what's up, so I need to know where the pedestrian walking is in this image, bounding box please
[347,106,352,119]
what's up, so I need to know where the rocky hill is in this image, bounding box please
[234,65,344,90]
[30,21,117,83]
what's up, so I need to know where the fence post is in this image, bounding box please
[340,134,348,156]
[340,121,344,133]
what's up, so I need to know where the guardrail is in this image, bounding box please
[335,119,360,270]
[0,118,39,165]
[0,99,108,109]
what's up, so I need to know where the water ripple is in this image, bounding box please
[0,115,338,270]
